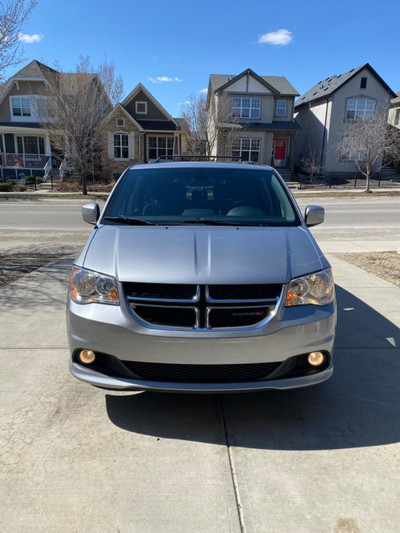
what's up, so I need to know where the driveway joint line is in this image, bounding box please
[218,395,246,533]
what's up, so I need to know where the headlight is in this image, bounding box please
[285,268,334,307]
[70,267,119,305]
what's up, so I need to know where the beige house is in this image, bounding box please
[102,84,185,177]
[294,63,397,177]
[206,68,300,176]
[0,60,56,179]
[388,91,400,129]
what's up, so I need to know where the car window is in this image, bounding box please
[102,167,301,226]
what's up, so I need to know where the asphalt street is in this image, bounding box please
[0,196,400,532]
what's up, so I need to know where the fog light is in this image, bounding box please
[308,351,325,367]
[79,349,96,364]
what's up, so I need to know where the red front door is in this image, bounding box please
[274,140,287,166]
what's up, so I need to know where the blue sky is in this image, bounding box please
[10,0,400,117]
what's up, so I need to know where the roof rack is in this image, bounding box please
[154,155,242,163]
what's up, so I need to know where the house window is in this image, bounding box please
[276,100,287,117]
[11,97,31,117]
[16,136,45,154]
[346,99,375,120]
[116,118,125,127]
[341,136,366,162]
[360,77,367,89]
[136,101,147,114]
[148,136,174,160]
[114,133,129,159]
[231,138,261,163]
[231,98,260,119]
[394,109,400,126]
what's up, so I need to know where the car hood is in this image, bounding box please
[80,225,326,285]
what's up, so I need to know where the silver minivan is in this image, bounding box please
[67,162,336,392]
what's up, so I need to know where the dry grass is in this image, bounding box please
[335,251,400,287]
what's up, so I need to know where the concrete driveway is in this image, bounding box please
[0,252,399,532]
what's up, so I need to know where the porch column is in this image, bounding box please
[45,134,51,156]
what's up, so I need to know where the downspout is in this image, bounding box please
[320,98,329,166]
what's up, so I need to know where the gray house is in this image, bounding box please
[294,63,397,177]
[206,68,300,176]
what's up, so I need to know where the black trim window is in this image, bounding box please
[231,138,261,162]
[232,98,260,119]
[346,99,375,120]
[114,134,129,159]
[360,77,367,89]
[148,136,174,160]
[16,136,44,154]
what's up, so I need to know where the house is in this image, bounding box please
[294,63,397,177]
[0,60,57,179]
[206,68,300,175]
[102,84,185,177]
[388,91,400,129]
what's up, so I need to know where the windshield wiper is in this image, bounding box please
[103,217,156,226]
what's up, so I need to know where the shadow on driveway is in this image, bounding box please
[104,284,399,450]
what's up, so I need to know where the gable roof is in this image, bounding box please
[121,83,178,127]
[295,63,397,109]
[209,68,299,96]
[103,103,144,131]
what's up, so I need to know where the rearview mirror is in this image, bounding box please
[305,205,324,227]
[82,203,100,225]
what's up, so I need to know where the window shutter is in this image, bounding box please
[128,132,135,159]
[107,132,114,158]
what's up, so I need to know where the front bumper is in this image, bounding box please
[67,295,336,392]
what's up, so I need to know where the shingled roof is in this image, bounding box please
[209,68,299,96]
[295,63,397,109]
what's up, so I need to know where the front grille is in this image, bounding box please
[122,361,281,383]
[124,283,283,330]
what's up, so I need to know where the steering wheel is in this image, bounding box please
[226,200,261,212]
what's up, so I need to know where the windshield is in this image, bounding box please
[102,166,301,227]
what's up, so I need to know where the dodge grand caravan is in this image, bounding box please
[67,162,336,392]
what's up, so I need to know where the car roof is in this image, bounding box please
[128,162,275,171]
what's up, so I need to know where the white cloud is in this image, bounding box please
[199,88,208,94]
[18,33,43,44]
[258,29,292,46]
[148,76,183,83]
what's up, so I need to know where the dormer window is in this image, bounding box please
[231,98,260,119]
[276,100,287,117]
[360,77,367,89]
[116,118,125,127]
[11,97,31,117]
[135,101,147,114]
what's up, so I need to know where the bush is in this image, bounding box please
[25,175,44,185]
[56,181,81,192]
[0,181,15,192]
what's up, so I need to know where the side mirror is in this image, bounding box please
[82,203,100,225]
[305,205,324,227]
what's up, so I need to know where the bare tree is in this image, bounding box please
[39,57,120,194]
[181,92,245,160]
[338,110,399,192]
[0,0,37,81]
[300,149,324,183]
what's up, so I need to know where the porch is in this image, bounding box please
[0,152,53,179]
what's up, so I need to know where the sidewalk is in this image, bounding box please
[1,253,399,532]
